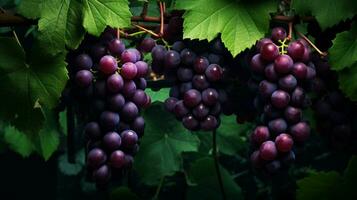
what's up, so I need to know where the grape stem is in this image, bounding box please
[287,22,293,40]
[153,176,165,200]
[0,7,22,48]
[132,24,159,37]
[213,129,226,200]
[159,1,165,36]
[296,31,328,57]
[141,2,149,18]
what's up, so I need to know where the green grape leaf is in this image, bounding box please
[83,0,132,36]
[182,0,275,56]
[0,37,68,134]
[337,64,357,101]
[134,103,200,185]
[292,0,357,30]
[186,157,243,200]
[329,22,357,71]
[110,187,140,200]
[145,88,170,103]
[3,125,35,157]
[17,0,43,19]
[58,150,85,176]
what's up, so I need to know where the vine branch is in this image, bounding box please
[296,31,328,57]
[213,129,226,200]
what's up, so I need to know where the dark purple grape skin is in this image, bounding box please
[275,133,293,152]
[172,41,185,52]
[132,89,147,108]
[140,38,156,52]
[306,67,316,80]
[122,80,136,98]
[202,88,219,106]
[259,141,277,161]
[87,148,107,169]
[210,103,221,116]
[85,122,101,140]
[192,75,210,90]
[290,122,310,142]
[107,93,125,112]
[164,50,181,68]
[260,43,279,61]
[135,61,148,78]
[271,90,290,109]
[200,115,218,131]
[208,54,222,64]
[265,160,281,174]
[278,74,297,91]
[263,104,281,120]
[182,114,199,130]
[100,111,120,131]
[264,63,279,82]
[274,55,293,74]
[251,126,270,145]
[165,97,178,112]
[75,54,93,70]
[151,45,166,62]
[194,57,209,74]
[268,118,288,134]
[75,70,93,87]
[103,131,122,150]
[121,102,139,122]
[205,64,223,82]
[210,38,225,54]
[169,86,180,98]
[135,78,147,90]
[180,48,197,66]
[121,130,138,148]
[94,80,107,98]
[106,73,124,93]
[259,80,277,98]
[250,54,265,73]
[256,38,273,52]
[287,41,305,61]
[177,67,193,82]
[183,89,202,108]
[250,150,264,169]
[99,55,118,75]
[123,155,134,168]
[91,44,107,61]
[121,49,140,63]
[284,106,302,124]
[192,103,210,120]
[174,100,189,119]
[271,27,287,42]
[291,87,305,107]
[121,62,138,80]
[108,39,125,56]
[292,62,308,79]
[93,165,111,184]
[131,116,145,137]
[179,82,193,95]
[110,150,126,168]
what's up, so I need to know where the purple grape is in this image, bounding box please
[287,41,305,61]
[250,150,264,168]
[265,160,281,173]
[106,73,124,93]
[192,103,210,120]
[260,43,279,61]
[103,131,121,150]
[91,44,107,60]
[75,70,93,87]
[205,64,223,82]
[275,133,293,152]
[135,77,147,90]
[301,47,311,63]
[290,122,310,142]
[251,126,270,145]
[274,55,293,74]
[121,102,139,122]
[284,106,302,123]
[192,75,210,90]
[100,111,120,131]
[108,39,125,56]
[183,89,202,108]
[263,104,281,120]
[151,45,166,62]
[210,38,225,54]
[177,67,193,82]
[179,82,193,95]
[306,66,316,80]
[121,48,140,63]
[259,80,277,98]
[208,53,222,64]
[110,150,125,168]
[121,62,138,80]
[271,90,290,109]
[164,50,181,68]
[194,57,209,74]
[94,80,106,98]
[202,88,219,106]
[250,54,265,73]
[264,63,279,82]
[140,38,156,52]
[135,61,148,78]
[165,97,178,112]
[271,27,287,42]
[99,55,118,75]
[278,74,297,91]
[132,89,147,108]
[124,155,134,168]
[259,141,277,161]
[131,116,145,137]
[210,103,221,116]
[122,80,136,98]
[107,93,125,112]
[291,87,305,107]
[182,114,199,130]
[87,148,107,169]
[174,100,189,119]
[200,115,218,131]
[75,54,93,70]
[268,118,288,134]
[93,164,111,184]
[292,62,308,79]
[85,122,101,140]
[121,130,138,148]
[256,38,273,52]
[172,41,185,52]
[180,48,197,66]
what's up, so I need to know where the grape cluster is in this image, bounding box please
[67,28,150,186]
[151,39,228,131]
[249,27,314,173]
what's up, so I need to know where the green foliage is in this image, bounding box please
[17,0,42,19]
[134,103,200,185]
[110,187,140,200]
[186,157,243,200]
[145,88,170,103]
[337,64,357,101]
[292,0,357,30]
[180,0,276,56]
